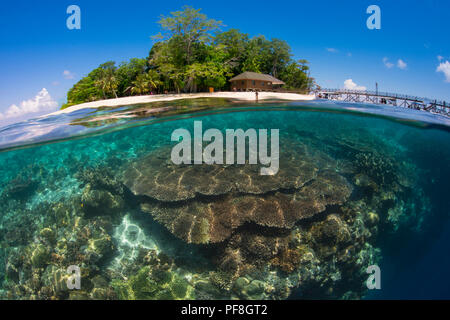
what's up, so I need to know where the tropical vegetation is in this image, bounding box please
[62,6,315,109]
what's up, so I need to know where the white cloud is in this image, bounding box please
[0,88,58,120]
[397,59,407,70]
[383,57,394,68]
[437,55,444,61]
[326,48,338,53]
[436,61,450,82]
[383,57,407,70]
[63,70,75,79]
[343,79,366,91]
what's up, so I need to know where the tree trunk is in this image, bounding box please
[186,38,193,64]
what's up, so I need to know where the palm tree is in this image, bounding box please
[129,74,148,95]
[95,68,119,98]
[129,71,162,95]
[94,77,107,99]
[146,70,162,92]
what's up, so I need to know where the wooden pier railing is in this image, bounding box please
[315,89,449,117]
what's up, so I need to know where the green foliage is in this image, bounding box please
[94,62,119,99]
[280,60,314,92]
[116,58,148,95]
[62,6,314,109]
[129,70,162,95]
[241,36,291,77]
[62,74,101,109]
[153,5,223,65]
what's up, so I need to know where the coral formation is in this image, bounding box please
[126,138,352,244]
[141,169,351,244]
[121,140,333,202]
[110,251,194,300]
[0,112,434,301]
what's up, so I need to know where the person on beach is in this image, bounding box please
[255,90,259,102]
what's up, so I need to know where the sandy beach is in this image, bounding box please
[48,91,315,116]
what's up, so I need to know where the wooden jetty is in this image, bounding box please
[315,89,449,117]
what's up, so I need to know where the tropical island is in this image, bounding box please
[61,6,315,109]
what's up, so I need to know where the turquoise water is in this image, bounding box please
[0,98,449,299]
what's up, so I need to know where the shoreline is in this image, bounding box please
[47,92,316,116]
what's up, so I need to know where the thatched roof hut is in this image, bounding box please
[229,72,285,91]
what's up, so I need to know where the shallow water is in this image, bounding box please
[0,98,449,300]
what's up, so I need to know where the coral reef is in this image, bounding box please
[354,152,397,187]
[126,138,352,245]
[0,115,433,301]
[141,169,351,244]
[111,254,194,300]
[121,140,334,202]
[1,199,118,300]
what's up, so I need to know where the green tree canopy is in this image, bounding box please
[116,58,148,95]
[153,6,223,65]
[62,6,314,109]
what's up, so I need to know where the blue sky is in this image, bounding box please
[0,0,449,125]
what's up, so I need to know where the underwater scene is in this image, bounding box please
[0,99,449,300]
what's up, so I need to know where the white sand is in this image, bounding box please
[46,91,315,116]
